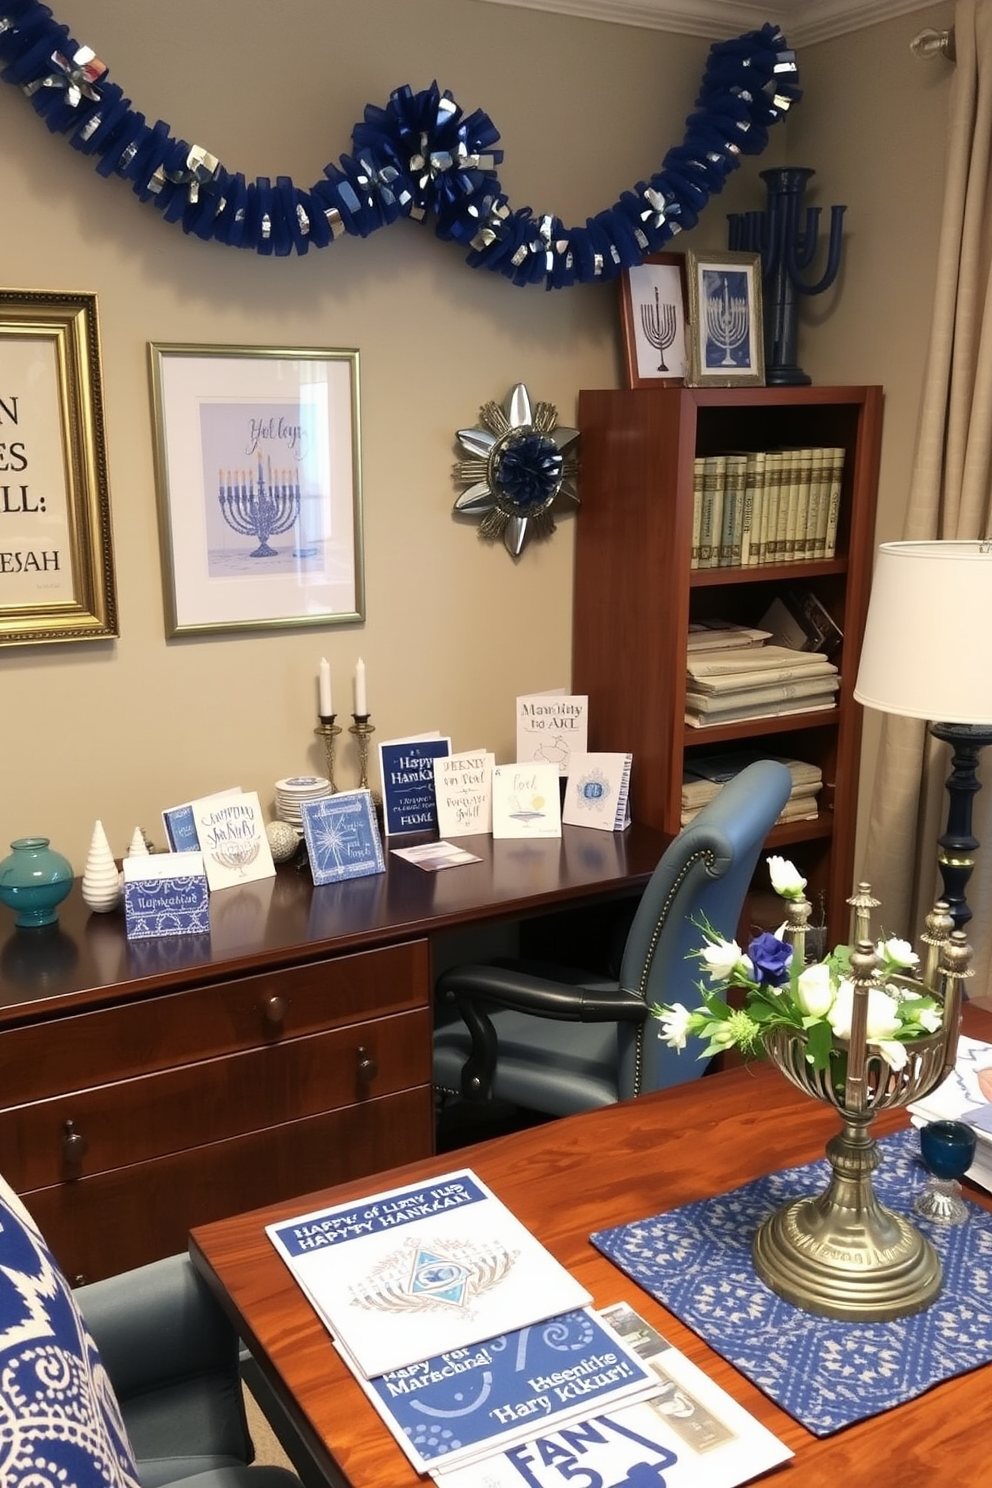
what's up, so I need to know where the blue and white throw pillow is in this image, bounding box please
[0,1173,141,1488]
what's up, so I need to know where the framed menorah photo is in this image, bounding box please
[685,250,764,387]
[148,343,364,636]
[618,253,688,387]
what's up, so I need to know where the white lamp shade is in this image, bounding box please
[854,540,992,725]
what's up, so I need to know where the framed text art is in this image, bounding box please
[148,344,364,636]
[618,253,688,387]
[0,290,117,646]
[685,250,765,387]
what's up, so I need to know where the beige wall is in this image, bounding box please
[0,0,954,874]
[782,2,955,871]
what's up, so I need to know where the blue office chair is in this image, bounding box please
[434,759,793,1116]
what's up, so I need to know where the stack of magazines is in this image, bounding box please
[266,1167,792,1485]
[682,752,823,826]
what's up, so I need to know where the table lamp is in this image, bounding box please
[854,539,992,928]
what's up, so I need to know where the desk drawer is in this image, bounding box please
[0,1007,432,1189]
[26,1086,436,1283]
[0,939,428,1103]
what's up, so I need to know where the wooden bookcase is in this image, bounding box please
[572,385,883,944]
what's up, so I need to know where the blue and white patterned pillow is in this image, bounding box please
[0,1173,142,1488]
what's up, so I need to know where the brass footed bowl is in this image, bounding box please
[753,985,955,1323]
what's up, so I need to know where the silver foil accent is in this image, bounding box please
[296,203,310,235]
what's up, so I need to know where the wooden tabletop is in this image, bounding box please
[190,1004,992,1488]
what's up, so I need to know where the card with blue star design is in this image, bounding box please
[300,788,385,884]
[265,1167,591,1379]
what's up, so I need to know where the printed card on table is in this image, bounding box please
[352,1307,660,1475]
[265,1167,590,1379]
[190,789,275,891]
[433,749,495,837]
[433,1302,792,1488]
[492,762,562,839]
[561,753,633,832]
[379,733,452,836]
[123,852,209,939]
[301,789,385,885]
[516,691,588,775]
[162,785,242,852]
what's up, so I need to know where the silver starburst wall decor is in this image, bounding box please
[452,383,579,557]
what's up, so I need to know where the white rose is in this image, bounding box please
[657,1003,692,1050]
[876,1040,909,1071]
[828,982,901,1042]
[878,937,919,970]
[797,962,835,1019]
[700,938,750,982]
[767,856,807,900]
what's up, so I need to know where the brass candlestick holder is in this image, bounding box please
[350,714,381,805]
[752,888,971,1322]
[313,715,341,794]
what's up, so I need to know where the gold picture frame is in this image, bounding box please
[618,252,688,387]
[685,249,765,387]
[148,343,364,637]
[0,289,117,646]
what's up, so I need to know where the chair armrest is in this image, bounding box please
[436,964,647,1101]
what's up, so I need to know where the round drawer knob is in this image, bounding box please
[262,994,289,1025]
[62,1119,88,1163]
[356,1046,378,1084]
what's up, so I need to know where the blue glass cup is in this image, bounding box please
[914,1120,977,1225]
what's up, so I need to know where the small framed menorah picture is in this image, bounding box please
[685,250,765,388]
[148,343,364,636]
[618,253,688,388]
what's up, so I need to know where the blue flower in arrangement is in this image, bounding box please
[654,857,944,1073]
[0,2,800,285]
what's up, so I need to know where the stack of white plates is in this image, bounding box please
[274,775,333,833]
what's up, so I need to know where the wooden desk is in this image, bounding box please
[190,1004,992,1488]
[0,824,665,1282]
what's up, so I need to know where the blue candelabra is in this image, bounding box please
[219,460,301,557]
[728,166,845,386]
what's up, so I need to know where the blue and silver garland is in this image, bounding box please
[0,2,799,289]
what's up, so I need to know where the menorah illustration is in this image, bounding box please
[728,166,845,385]
[218,459,301,557]
[640,286,677,372]
[704,274,749,367]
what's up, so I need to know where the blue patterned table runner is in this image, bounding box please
[590,1127,992,1435]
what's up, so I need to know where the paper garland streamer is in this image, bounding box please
[0,2,800,288]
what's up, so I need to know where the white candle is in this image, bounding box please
[354,657,368,716]
[318,657,333,716]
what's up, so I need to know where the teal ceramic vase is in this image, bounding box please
[0,837,74,928]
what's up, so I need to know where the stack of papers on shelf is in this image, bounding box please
[681,752,823,827]
[685,643,839,729]
[908,1035,992,1193]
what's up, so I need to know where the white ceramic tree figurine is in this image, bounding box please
[81,819,122,913]
[126,826,150,858]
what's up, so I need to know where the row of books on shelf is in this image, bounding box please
[690,445,845,570]
[265,1167,792,1485]
[682,751,824,827]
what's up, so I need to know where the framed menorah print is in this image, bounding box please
[685,250,765,387]
[618,253,688,387]
[148,343,364,636]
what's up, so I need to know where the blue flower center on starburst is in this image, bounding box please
[495,433,562,509]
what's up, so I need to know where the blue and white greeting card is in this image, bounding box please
[123,852,209,939]
[354,1307,660,1474]
[561,753,632,832]
[379,733,452,836]
[300,789,385,885]
[162,786,242,851]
